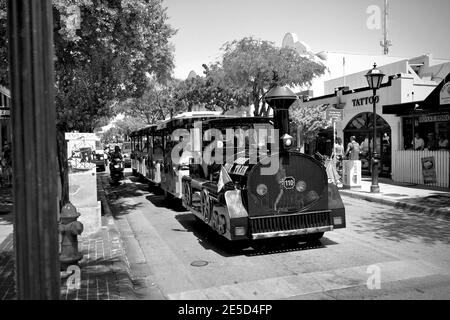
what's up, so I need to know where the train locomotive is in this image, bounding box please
[178,86,346,241]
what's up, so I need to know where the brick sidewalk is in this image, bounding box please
[0,213,136,300]
[60,214,134,300]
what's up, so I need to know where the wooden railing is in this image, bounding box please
[392,150,450,188]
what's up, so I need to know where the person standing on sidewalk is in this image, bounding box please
[425,132,438,151]
[345,136,360,160]
[412,133,425,150]
[332,137,344,175]
[438,134,449,150]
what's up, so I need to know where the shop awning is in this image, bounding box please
[383,72,450,116]
[383,101,425,116]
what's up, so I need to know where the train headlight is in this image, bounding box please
[256,183,268,196]
[296,180,307,192]
[281,133,294,149]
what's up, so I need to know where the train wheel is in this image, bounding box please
[182,181,192,207]
[201,189,212,223]
[217,214,227,235]
[211,211,219,231]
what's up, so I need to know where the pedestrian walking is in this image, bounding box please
[332,137,344,175]
[345,136,360,160]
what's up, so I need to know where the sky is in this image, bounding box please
[163,0,450,79]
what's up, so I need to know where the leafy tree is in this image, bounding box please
[172,74,206,112]
[113,116,147,140]
[115,77,181,124]
[0,0,176,206]
[0,1,7,86]
[221,36,326,116]
[100,126,123,145]
[52,0,176,132]
[290,101,331,150]
[199,63,248,113]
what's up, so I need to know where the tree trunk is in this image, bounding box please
[57,128,69,208]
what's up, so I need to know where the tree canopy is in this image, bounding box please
[0,0,176,132]
[290,101,331,144]
[221,37,326,116]
[114,77,183,124]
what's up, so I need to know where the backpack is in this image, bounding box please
[351,141,360,154]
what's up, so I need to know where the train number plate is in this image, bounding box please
[282,176,295,189]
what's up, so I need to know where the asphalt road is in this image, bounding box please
[102,171,450,300]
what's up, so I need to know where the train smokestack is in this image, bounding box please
[264,86,298,150]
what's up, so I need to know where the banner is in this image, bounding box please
[421,156,436,184]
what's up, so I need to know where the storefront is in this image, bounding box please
[299,75,408,177]
[383,73,450,187]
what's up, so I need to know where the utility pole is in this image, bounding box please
[8,0,60,299]
[380,0,392,55]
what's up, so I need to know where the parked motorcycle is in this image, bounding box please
[109,157,124,185]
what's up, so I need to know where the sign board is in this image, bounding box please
[421,156,436,184]
[65,132,99,140]
[440,81,450,105]
[66,132,98,171]
[418,114,450,123]
[0,107,10,119]
[326,108,343,121]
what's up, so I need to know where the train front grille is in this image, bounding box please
[250,211,332,234]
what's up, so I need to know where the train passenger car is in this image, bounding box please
[130,111,227,195]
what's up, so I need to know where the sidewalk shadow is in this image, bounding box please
[174,212,336,257]
[0,241,16,300]
[353,206,450,244]
[145,194,187,212]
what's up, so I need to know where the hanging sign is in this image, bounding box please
[326,108,343,121]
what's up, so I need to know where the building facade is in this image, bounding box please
[298,54,450,186]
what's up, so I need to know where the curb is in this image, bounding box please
[101,174,167,300]
[97,177,140,300]
[339,189,450,219]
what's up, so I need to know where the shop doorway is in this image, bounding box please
[344,112,391,177]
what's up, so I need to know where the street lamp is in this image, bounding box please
[365,63,385,193]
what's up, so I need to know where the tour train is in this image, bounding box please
[129,86,346,242]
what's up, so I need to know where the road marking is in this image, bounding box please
[167,259,450,300]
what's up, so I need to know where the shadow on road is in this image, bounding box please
[174,212,337,258]
[353,205,450,245]
[145,194,187,212]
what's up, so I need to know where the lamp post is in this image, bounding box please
[365,63,385,193]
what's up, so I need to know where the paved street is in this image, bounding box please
[103,172,450,300]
